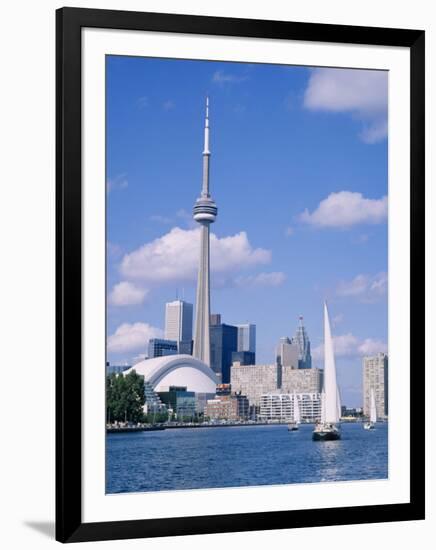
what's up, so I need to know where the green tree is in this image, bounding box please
[106,370,145,423]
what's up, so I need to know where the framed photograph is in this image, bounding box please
[56,7,425,543]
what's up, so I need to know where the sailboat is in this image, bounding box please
[313,302,341,441]
[288,392,300,431]
[364,388,377,430]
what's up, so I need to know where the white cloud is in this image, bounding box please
[212,70,248,85]
[303,68,388,143]
[360,119,388,144]
[120,227,271,284]
[358,338,388,356]
[108,281,148,306]
[285,226,294,237]
[336,272,387,303]
[313,332,387,360]
[107,323,163,353]
[107,174,128,193]
[234,272,286,288]
[299,191,387,228]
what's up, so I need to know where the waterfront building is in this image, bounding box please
[106,362,131,375]
[231,363,280,408]
[276,337,299,368]
[148,338,178,358]
[157,385,197,420]
[210,322,238,383]
[236,323,256,356]
[165,299,193,355]
[293,316,312,369]
[205,393,249,421]
[143,381,166,414]
[231,350,255,366]
[281,367,323,394]
[195,392,217,414]
[259,392,321,423]
[363,353,388,419]
[192,98,218,366]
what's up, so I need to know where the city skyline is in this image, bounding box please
[106,56,388,407]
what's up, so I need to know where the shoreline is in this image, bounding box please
[106,418,374,434]
[108,421,311,433]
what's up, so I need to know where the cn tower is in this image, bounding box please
[192,98,218,366]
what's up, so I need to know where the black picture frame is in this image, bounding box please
[56,6,425,543]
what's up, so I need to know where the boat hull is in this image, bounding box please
[312,430,341,441]
[312,424,341,441]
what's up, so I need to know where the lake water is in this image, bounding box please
[106,422,388,494]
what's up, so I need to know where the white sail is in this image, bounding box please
[324,302,339,423]
[337,387,342,421]
[293,393,301,424]
[370,388,377,423]
[320,390,326,424]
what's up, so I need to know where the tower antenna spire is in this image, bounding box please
[202,96,211,196]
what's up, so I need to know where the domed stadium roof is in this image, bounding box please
[124,354,218,394]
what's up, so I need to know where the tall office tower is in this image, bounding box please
[237,323,256,357]
[276,336,299,368]
[210,313,221,326]
[165,300,193,354]
[363,353,388,419]
[210,323,238,383]
[192,98,218,366]
[148,338,178,359]
[293,316,312,369]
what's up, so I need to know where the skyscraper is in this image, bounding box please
[363,353,388,419]
[165,300,193,354]
[148,338,178,358]
[231,350,255,366]
[236,323,256,357]
[276,336,299,368]
[210,323,238,383]
[193,98,218,366]
[293,316,312,369]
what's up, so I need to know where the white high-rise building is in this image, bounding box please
[192,98,218,366]
[259,392,321,423]
[164,300,193,354]
[237,323,256,354]
[363,353,388,419]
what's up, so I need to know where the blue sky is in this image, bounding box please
[106,56,388,407]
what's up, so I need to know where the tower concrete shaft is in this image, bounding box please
[193,98,217,366]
